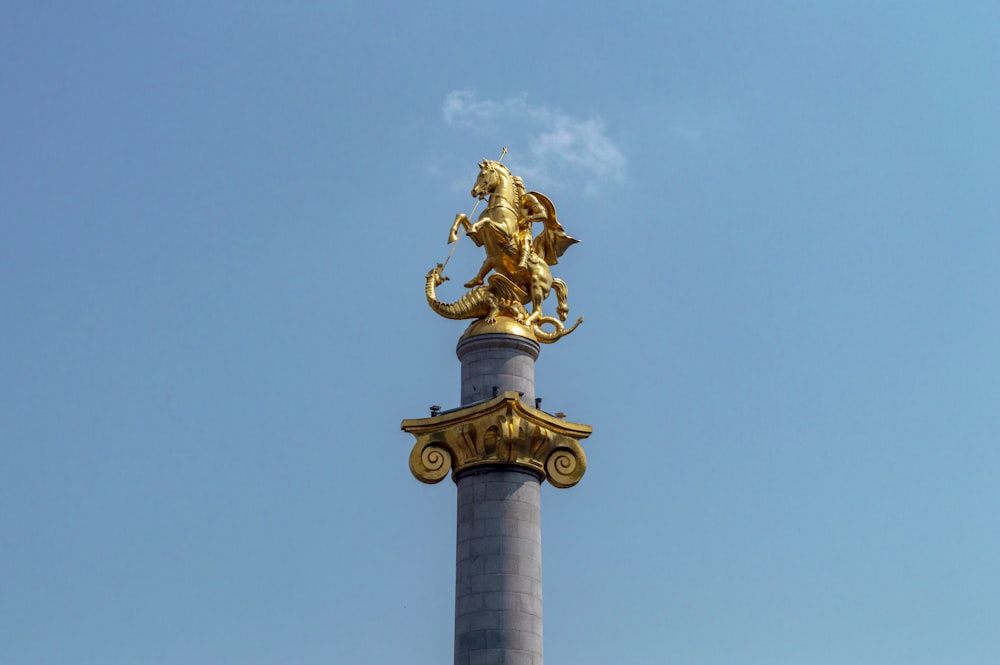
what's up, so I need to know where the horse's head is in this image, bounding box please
[471,160,510,200]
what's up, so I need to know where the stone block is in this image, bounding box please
[459,554,486,576]
[456,592,486,614]
[508,610,542,634]
[518,593,542,617]
[469,535,502,557]
[471,500,506,520]
[457,629,489,652]
[468,649,502,665]
[457,610,503,632]
[482,553,520,575]
[482,590,521,611]
[515,556,541,580]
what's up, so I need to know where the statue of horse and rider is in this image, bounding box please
[446,159,580,329]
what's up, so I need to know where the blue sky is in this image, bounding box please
[2,2,998,664]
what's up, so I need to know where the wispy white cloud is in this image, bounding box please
[442,90,626,196]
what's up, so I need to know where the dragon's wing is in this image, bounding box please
[488,273,530,305]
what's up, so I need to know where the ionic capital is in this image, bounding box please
[401,391,591,488]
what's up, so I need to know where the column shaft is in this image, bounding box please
[457,334,539,406]
[455,467,543,665]
[455,333,543,665]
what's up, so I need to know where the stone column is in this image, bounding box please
[456,333,539,406]
[402,332,591,665]
[454,467,542,665]
[454,333,543,665]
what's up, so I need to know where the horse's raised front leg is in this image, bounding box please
[448,213,472,244]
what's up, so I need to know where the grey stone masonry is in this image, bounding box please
[456,334,540,406]
[454,467,543,665]
[454,332,545,665]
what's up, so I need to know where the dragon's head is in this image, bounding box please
[426,263,449,287]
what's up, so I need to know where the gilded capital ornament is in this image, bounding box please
[401,391,591,488]
[425,153,583,343]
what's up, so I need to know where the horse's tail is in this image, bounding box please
[552,278,570,321]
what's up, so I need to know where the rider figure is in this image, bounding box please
[517,188,547,269]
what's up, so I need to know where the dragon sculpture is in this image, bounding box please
[425,264,582,343]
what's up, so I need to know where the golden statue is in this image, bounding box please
[428,157,583,342]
